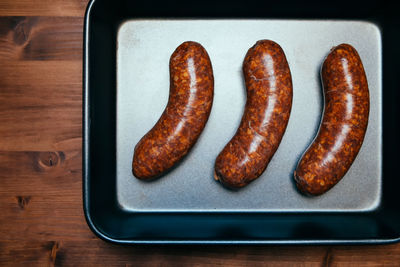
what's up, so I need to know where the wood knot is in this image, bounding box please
[16,196,31,209]
[35,151,65,171]
[50,241,60,264]
[13,19,32,45]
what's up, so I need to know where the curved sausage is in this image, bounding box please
[132,41,214,180]
[214,40,293,189]
[294,44,370,196]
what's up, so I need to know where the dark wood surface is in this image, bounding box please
[1,1,400,266]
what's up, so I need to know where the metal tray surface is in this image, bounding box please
[116,19,382,212]
[83,0,400,244]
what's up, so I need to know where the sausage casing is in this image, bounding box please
[294,44,370,196]
[214,40,293,189]
[132,41,214,180]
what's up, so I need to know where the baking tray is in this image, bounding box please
[83,0,400,244]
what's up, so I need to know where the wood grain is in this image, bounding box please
[0,2,400,266]
[1,241,400,266]
[0,17,83,61]
[0,0,90,17]
[0,150,88,241]
[0,60,82,151]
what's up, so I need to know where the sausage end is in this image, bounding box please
[214,170,247,190]
[293,171,325,196]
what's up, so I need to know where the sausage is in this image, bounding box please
[214,40,293,189]
[294,44,370,196]
[132,41,214,180]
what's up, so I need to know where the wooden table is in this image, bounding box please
[0,1,399,265]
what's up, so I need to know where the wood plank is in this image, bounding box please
[0,151,90,241]
[0,0,89,17]
[0,61,82,151]
[0,17,83,61]
[0,241,57,267]
[0,195,91,241]
[0,241,324,266]
[1,241,400,266]
[326,246,400,266]
[0,150,81,194]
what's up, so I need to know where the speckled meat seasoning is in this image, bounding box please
[132,41,214,180]
[214,40,293,189]
[294,44,370,196]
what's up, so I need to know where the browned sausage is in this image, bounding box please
[214,40,293,189]
[294,44,370,196]
[132,41,214,180]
